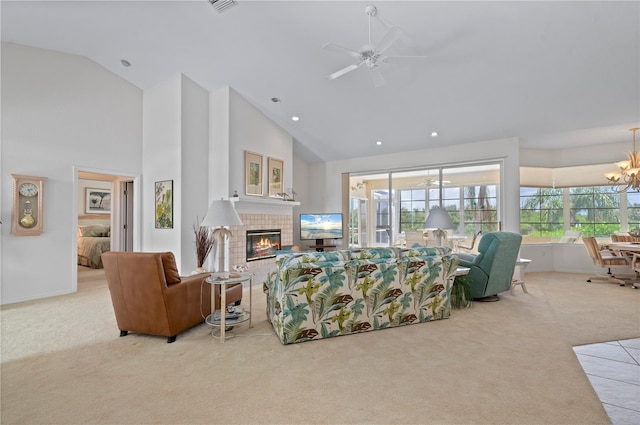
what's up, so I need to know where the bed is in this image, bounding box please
[77,224,111,269]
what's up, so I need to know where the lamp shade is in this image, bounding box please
[201,200,243,227]
[424,207,454,229]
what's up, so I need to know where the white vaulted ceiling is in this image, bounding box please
[2,0,639,162]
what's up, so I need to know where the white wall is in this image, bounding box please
[141,74,212,274]
[1,43,142,304]
[290,152,312,245]
[209,87,231,200]
[141,74,182,259]
[228,88,293,199]
[180,75,210,274]
[521,143,630,168]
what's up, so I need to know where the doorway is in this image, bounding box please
[74,170,137,292]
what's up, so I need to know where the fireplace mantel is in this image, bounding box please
[230,197,300,215]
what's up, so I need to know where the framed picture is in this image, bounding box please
[85,188,111,214]
[155,180,173,229]
[268,157,284,197]
[245,150,263,196]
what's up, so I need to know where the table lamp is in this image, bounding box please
[424,207,455,246]
[201,199,243,278]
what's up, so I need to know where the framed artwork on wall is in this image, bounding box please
[155,180,173,229]
[268,157,284,197]
[85,188,111,214]
[245,150,263,196]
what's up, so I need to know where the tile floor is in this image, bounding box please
[574,338,640,425]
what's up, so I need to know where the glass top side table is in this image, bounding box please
[204,272,253,343]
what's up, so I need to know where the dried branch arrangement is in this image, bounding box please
[194,219,215,268]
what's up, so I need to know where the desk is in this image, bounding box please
[511,258,532,295]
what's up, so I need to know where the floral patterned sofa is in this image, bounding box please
[264,246,458,344]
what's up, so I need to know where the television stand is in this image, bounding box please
[309,240,335,252]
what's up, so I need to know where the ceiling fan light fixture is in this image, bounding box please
[208,0,237,14]
[291,116,300,122]
[431,132,439,137]
[376,140,383,145]
[322,4,426,88]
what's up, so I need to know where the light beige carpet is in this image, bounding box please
[1,271,638,424]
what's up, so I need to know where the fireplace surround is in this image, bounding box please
[227,198,298,271]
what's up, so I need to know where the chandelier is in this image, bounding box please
[605,127,640,192]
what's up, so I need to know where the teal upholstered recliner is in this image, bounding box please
[455,232,523,300]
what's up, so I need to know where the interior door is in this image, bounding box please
[122,180,134,251]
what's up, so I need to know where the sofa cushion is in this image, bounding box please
[348,257,397,266]
[160,252,181,285]
[277,250,348,269]
[285,261,348,270]
[349,247,399,260]
[402,246,451,257]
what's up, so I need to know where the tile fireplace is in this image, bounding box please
[227,201,296,271]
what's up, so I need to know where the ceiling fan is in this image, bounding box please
[418,178,451,187]
[322,4,427,87]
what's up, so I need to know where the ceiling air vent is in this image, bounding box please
[209,0,237,13]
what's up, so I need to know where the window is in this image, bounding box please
[520,185,629,242]
[399,189,426,232]
[627,192,640,229]
[520,187,564,237]
[463,185,499,234]
[374,190,391,245]
[569,186,620,237]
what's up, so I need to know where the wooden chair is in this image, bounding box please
[582,237,630,286]
[457,230,482,252]
[627,253,640,289]
[611,234,640,243]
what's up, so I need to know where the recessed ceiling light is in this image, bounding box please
[120,59,131,67]
[376,140,383,145]
[431,132,438,137]
[291,116,300,121]
[271,97,281,103]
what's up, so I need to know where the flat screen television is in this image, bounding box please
[300,213,343,245]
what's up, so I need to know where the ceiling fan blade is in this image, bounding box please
[326,63,360,80]
[383,55,428,64]
[369,67,385,88]
[376,26,402,54]
[322,42,361,58]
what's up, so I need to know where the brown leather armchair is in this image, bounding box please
[102,251,241,343]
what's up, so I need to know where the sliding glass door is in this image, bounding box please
[348,162,502,249]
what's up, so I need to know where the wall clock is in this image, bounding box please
[11,174,47,236]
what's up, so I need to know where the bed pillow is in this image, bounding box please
[78,224,110,237]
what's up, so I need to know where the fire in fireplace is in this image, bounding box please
[246,229,281,262]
